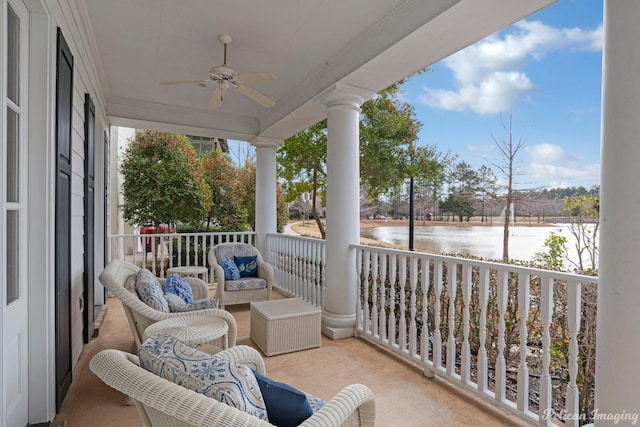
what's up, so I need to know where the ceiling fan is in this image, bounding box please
[160,34,276,109]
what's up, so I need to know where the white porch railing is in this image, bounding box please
[109,231,599,425]
[107,231,256,277]
[267,233,325,307]
[353,244,598,426]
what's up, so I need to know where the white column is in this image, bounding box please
[595,1,640,424]
[252,137,281,262]
[320,84,371,339]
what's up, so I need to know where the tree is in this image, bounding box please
[359,83,422,199]
[490,113,525,260]
[120,130,210,228]
[477,165,499,222]
[440,192,475,222]
[278,81,445,237]
[277,122,328,237]
[564,195,599,273]
[201,149,248,231]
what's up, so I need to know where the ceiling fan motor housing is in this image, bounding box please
[209,65,237,80]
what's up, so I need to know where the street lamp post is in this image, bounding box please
[409,176,415,251]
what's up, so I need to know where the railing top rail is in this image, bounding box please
[108,231,256,238]
[267,233,325,243]
[351,243,598,285]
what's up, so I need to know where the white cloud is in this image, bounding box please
[421,71,533,114]
[523,143,599,188]
[420,20,603,114]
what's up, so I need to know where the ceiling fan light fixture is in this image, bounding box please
[160,33,276,109]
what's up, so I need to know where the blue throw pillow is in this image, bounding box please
[252,370,313,427]
[220,257,241,281]
[234,255,258,277]
[163,273,195,304]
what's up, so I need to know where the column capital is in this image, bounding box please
[315,83,374,110]
[250,136,282,150]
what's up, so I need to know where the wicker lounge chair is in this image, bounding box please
[90,345,376,427]
[99,259,237,348]
[208,243,273,309]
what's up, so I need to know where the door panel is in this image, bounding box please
[3,1,29,425]
[55,26,73,410]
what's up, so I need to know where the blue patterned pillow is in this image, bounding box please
[234,255,258,277]
[220,257,240,281]
[164,273,195,304]
[252,370,316,427]
[139,334,267,420]
[136,269,169,313]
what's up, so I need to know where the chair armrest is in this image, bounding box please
[301,384,376,427]
[214,345,266,374]
[257,261,274,289]
[208,248,226,292]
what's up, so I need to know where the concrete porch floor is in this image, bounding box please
[59,291,531,426]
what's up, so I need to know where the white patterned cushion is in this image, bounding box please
[225,277,267,291]
[165,293,219,312]
[139,334,267,420]
[136,269,169,313]
[216,244,257,261]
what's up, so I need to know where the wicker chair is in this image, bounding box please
[208,243,273,309]
[90,345,376,427]
[99,259,237,348]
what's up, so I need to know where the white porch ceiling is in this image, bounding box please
[80,0,556,142]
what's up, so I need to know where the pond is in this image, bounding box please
[360,223,578,263]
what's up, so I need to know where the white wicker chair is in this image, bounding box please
[99,259,237,348]
[208,243,273,309]
[90,345,376,427]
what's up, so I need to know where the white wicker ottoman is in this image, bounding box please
[250,298,321,356]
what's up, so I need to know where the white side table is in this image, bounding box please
[167,266,209,284]
[250,298,321,356]
[143,316,228,353]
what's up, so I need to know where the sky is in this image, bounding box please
[229,0,604,190]
[401,0,603,190]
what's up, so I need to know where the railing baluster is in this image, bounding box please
[565,280,582,427]
[517,273,530,412]
[478,266,490,392]
[495,269,508,402]
[399,254,407,352]
[433,260,443,370]
[372,251,379,339]
[447,261,458,376]
[421,257,431,367]
[356,248,363,332]
[363,248,371,334]
[539,277,554,425]
[389,254,397,349]
[409,256,418,357]
[379,253,388,344]
[461,264,472,383]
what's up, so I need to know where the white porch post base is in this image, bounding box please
[317,84,373,339]
[252,138,281,263]
[321,312,357,340]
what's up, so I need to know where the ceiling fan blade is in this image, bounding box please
[236,85,275,108]
[160,79,209,86]
[235,72,276,83]
[209,86,225,109]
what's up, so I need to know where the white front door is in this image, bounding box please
[1,0,29,425]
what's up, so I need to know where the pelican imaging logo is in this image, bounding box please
[542,409,639,425]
